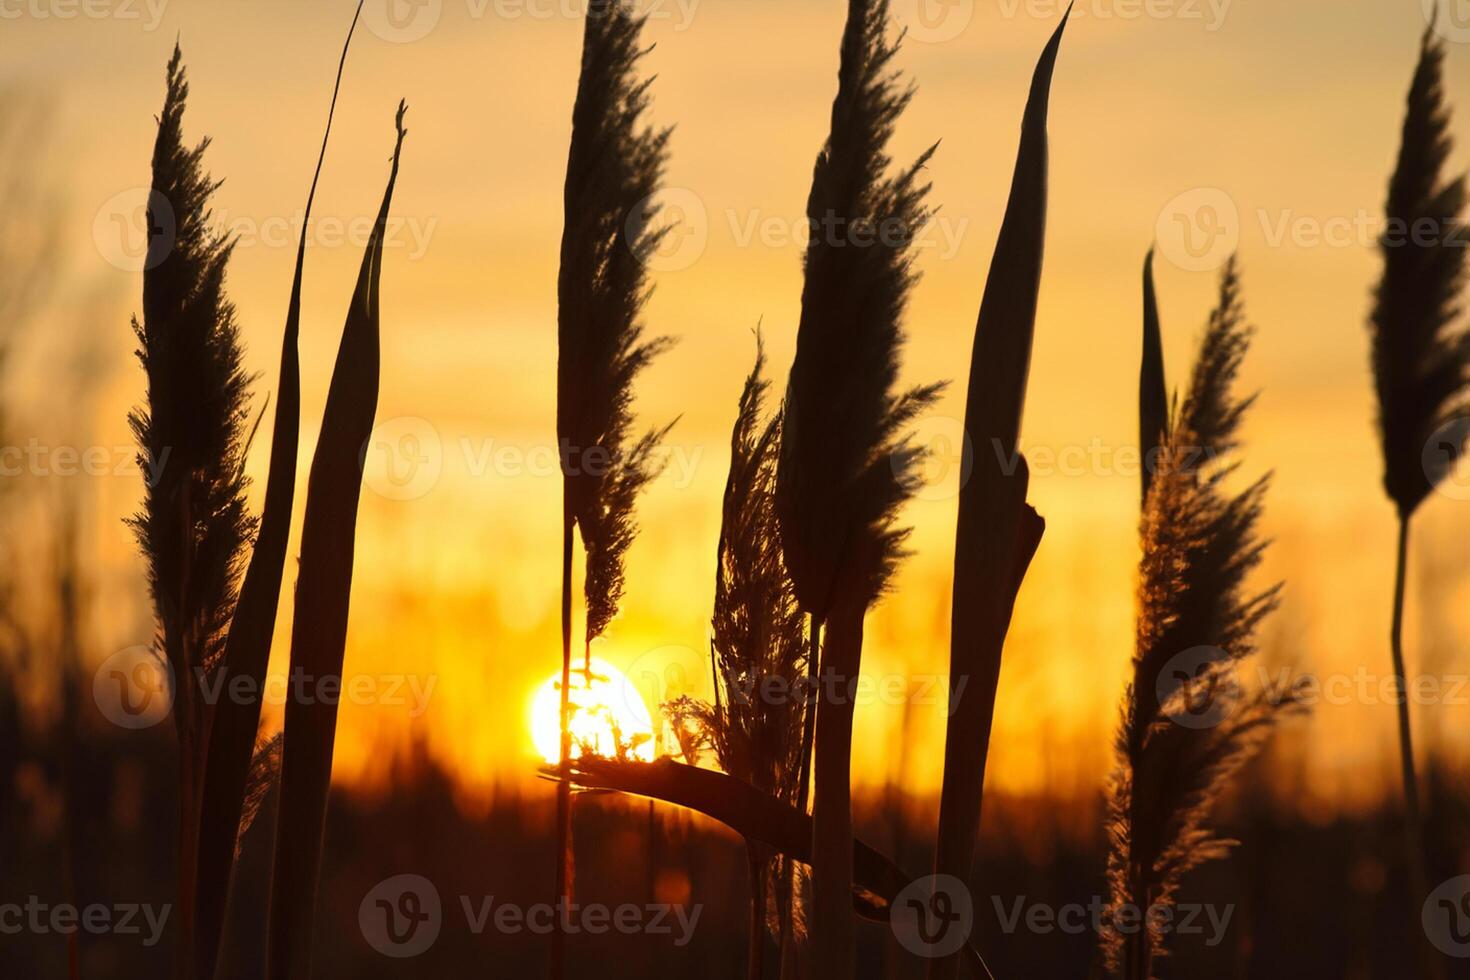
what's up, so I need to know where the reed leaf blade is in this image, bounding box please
[930,16,1067,980]
[193,9,363,976]
[265,102,406,980]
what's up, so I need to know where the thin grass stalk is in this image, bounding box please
[553,504,574,979]
[1389,513,1431,961]
[747,840,766,980]
[810,601,862,974]
[266,103,406,980]
[779,615,818,978]
[1367,27,1468,970]
[929,16,1067,980]
[193,9,362,975]
[554,5,674,966]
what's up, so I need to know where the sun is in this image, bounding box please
[529,657,657,765]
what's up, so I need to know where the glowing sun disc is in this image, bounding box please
[530,657,656,764]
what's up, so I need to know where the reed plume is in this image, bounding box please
[1103,258,1291,979]
[773,0,940,971]
[127,46,255,978]
[690,336,808,979]
[929,17,1065,980]
[1367,24,1468,946]
[554,2,673,973]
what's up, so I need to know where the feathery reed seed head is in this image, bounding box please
[128,43,256,714]
[1370,26,1470,517]
[775,0,943,623]
[556,0,675,643]
[1104,258,1295,979]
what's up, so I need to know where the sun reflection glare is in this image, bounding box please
[529,657,657,765]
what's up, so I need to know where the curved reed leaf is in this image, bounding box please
[266,102,406,980]
[548,757,993,978]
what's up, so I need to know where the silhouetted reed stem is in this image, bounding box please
[1390,516,1430,932]
[811,602,862,978]
[1364,28,1467,977]
[554,509,574,980]
[746,841,765,980]
[796,618,820,810]
[778,615,818,978]
[177,730,199,980]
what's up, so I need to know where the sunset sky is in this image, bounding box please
[5,0,1470,817]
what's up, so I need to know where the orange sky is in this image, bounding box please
[5,0,1470,815]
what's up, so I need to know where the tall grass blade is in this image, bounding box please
[127,45,256,980]
[1140,247,1167,504]
[193,7,363,975]
[265,101,407,980]
[928,15,1067,980]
